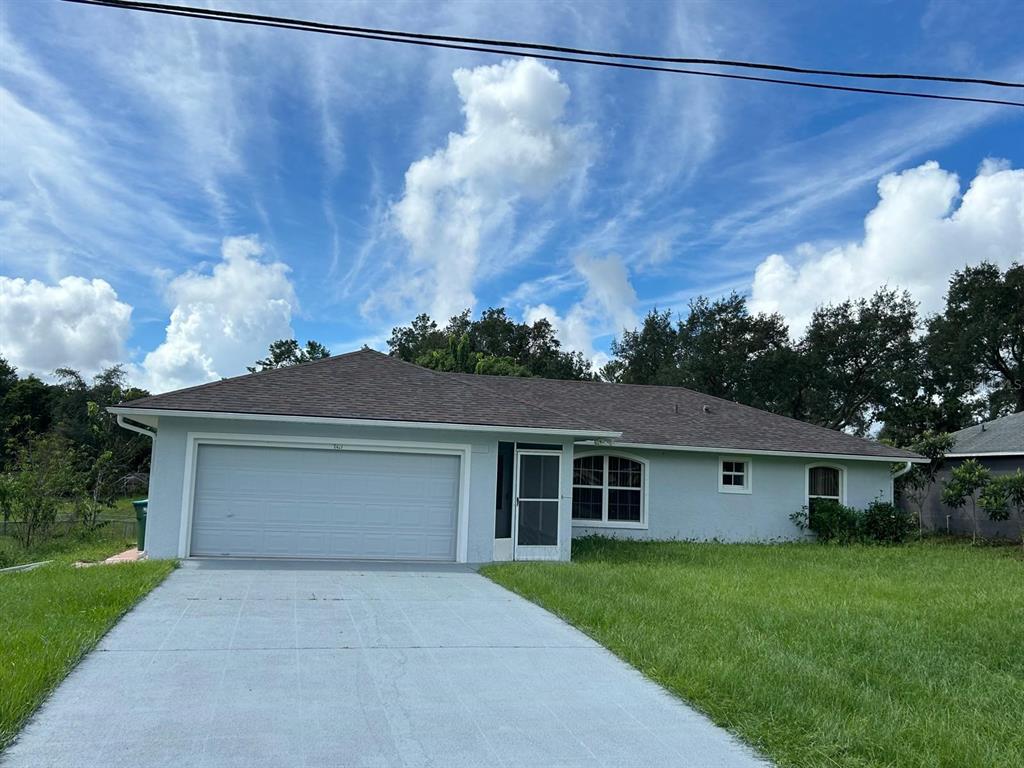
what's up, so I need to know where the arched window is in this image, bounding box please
[807,465,844,512]
[572,454,645,525]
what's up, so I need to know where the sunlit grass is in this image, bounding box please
[0,543,174,749]
[483,538,1024,768]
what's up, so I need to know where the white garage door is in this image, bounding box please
[190,444,460,560]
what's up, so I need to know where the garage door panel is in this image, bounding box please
[190,444,460,560]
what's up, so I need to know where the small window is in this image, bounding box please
[718,457,751,494]
[571,455,645,526]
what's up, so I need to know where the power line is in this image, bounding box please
[94,0,1024,89]
[64,0,1024,108]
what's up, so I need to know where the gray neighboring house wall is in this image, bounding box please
[914,413,1024,539]
[111,349,921,563]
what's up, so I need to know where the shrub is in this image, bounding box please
[862,499,915,543]
[791,498,915,545]
[941,459,993,543]
[979,469,1024,548]
[790,499,863,543]
[5,433,85,547]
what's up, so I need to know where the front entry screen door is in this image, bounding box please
[516,452,560,547]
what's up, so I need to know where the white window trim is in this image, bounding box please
[571,451,648,530]
[178,432,472,563]
[718,456,753,495]
[805,463,847,507]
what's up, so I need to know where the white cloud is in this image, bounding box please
[137,236,297,392]
[0,276,132,378]
[749,160,1024,335]
[524,253,638,365]
[372,57,583,321]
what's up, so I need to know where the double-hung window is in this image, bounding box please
[807,466,843,512]
[571,455,644,525]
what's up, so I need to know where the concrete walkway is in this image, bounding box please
[3,561,769,768]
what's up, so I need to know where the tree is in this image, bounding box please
[387,314,445,362]
[606,309,680,384]
[248,339,332,372]
[979,469,1024,548]
[926,261,1023,418]
[0,374,53,468]
[798,288,921,434]
[896,431,955,536]
[676,293,791,405]
[941,459,992,543]
[388,308,592,380]
[6,433,85,547]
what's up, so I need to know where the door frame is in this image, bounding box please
[179,431,472,562]
[511,447,563,561]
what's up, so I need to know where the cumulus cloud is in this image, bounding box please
[375,57,583,321]
[749,160,1024,335]
[524,253,638,367]
[138,236,297,392]
[0,275,132,377]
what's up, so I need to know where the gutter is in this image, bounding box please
[578,440,927,464]
[108,406,620,440]
[116,414,157,439]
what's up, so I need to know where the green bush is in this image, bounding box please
[791,498,915,544]
[862,499,915,543]
[791,499,863,543]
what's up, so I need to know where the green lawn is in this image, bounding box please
[482,538,1024,768]
[0,542,174,749]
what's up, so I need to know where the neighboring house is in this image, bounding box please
[916,412,1024,539]
[110,349,922,563]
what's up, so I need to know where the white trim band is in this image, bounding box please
[581,440,925,464]
[109,406,620,439]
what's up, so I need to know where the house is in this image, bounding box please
[110,349,922,563]
[915,412,1024,538]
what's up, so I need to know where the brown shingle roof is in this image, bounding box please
[449,373,920,459]
[116,349,919,459]
[116,350,612,434]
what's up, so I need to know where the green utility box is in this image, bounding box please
[132,499,148,552]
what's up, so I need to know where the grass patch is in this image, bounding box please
[0,541,174,749]
[0,524,138,569]
[482,538,1024,768]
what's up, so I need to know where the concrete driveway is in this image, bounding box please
[3,561,768,768]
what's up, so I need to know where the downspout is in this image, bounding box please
[890,460,914,510]
[116,414,157,439]
[892,460,913,480]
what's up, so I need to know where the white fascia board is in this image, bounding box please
[945,451,1023,458]
[107,406,621,439]
[578,440,927,464]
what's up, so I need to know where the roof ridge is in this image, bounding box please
[447,370,905,452]
[119,348,372,405]
[380,352,615,433]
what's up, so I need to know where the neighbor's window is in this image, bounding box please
[807,466,843,511]
[572,455,644,525]
[719,458,751,493]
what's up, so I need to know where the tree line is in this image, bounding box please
[0,364,151,548]
[387,261,1022,444]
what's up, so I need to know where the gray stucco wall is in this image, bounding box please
[572,448,896,543]
[911,455,1023,539]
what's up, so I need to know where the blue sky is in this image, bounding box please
[1,0,1022,392]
